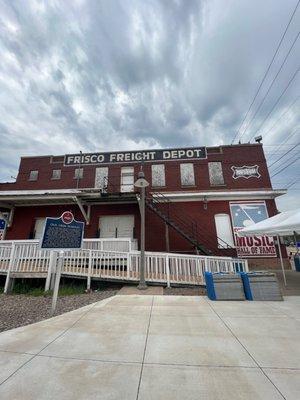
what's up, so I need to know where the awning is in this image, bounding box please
[238,208,300,237]
[238,208,300,287]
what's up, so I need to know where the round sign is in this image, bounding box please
[61,211,74,224]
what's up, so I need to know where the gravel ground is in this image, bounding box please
[0,288,119,333]
[164,286,206,296]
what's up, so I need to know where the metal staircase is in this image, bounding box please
[146,192,234,256]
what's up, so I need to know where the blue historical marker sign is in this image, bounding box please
[0,218,6,240]
[40,211,84,250]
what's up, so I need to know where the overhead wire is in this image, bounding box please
[268,142,300,167]
[266,127,299,162]
[231,0,300,144]
[260,96,299,138]
[270,156,299,177]
[249,66,300,139]
[239,30,300,142]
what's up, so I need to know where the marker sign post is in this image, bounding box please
[40,212,84,314]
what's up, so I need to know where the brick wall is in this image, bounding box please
[0,144,272,192]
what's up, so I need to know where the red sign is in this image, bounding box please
[61,211,74,224]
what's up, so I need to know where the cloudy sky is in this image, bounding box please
[0,0,299,210]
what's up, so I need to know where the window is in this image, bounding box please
[208,162,224,185]
[151,164,165,187]
[51,169,61,180]
[180,163,195,186]
[95,167,108,190]
[74,168,83,179]
[29,170,38,181]
[121,167,134,192]
[214,214,235,248]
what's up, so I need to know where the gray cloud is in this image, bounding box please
[0,0,299,210]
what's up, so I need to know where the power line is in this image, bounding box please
[250,66,300,139]
[268,142,300,167]
[231,0,300,144]
[286,179,300,188]
[239,30,300,142]
[270,151,299,173]
[260,96,299,137]
[271,156,299,177]
[266,127,299,162]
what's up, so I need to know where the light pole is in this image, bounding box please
[134,170,149,290]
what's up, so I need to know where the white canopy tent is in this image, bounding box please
[238,209,300,237]
[238,208,300,285]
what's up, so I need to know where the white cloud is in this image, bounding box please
[0,0,299,210]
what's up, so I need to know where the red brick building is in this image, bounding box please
[0,144,288,268]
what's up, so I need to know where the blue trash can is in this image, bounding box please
[294,254,300,272]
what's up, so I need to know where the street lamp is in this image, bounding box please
[134,170,149,290]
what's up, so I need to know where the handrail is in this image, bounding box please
[1,242,248,290]
[148,191,235,251]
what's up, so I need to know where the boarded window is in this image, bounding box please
[214,214,234,248]
[208,162,224,185]
[51,169,61,180]
[29,170,38,181]
[95,167,108,190]
[151,164,165,187]
[74,168,83,179]
[180,163,195,186]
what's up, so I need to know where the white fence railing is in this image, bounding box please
[0,238,138,253]
[0,240,248,289]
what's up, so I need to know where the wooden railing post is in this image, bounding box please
[166,254,170,288]
[45,251,55,291]
[204,257,208,272]
[4,243,16,294]
[87,249,92,290]
[127,252,131,279]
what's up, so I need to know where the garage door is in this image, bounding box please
[99,215,134,238]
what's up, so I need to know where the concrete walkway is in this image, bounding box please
[0,295,299,399]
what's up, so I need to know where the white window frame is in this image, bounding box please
[51,169,61,180]
[95,167,109,190]
[29,170,38,181]
[214,213,235,248]
[180,163,195,186]
[74,168,83,179]
[151,164,166,187]
[208,162,224,186]
[120,167,134,192]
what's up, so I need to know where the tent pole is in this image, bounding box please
[277,235,287,286]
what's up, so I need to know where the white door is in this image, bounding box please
[214,214,235,248]
[121,167,134,192]
[99,215,134,238]
[34,218,46,239]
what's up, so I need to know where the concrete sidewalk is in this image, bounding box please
[0,295,299,399]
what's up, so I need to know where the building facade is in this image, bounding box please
[0,144,288,269]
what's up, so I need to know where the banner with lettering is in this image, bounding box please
[230,201,276,258]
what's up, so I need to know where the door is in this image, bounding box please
[214,214,235,248]
[34,218,46,239]
[99,215,134,238]
[120,167,134,192]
